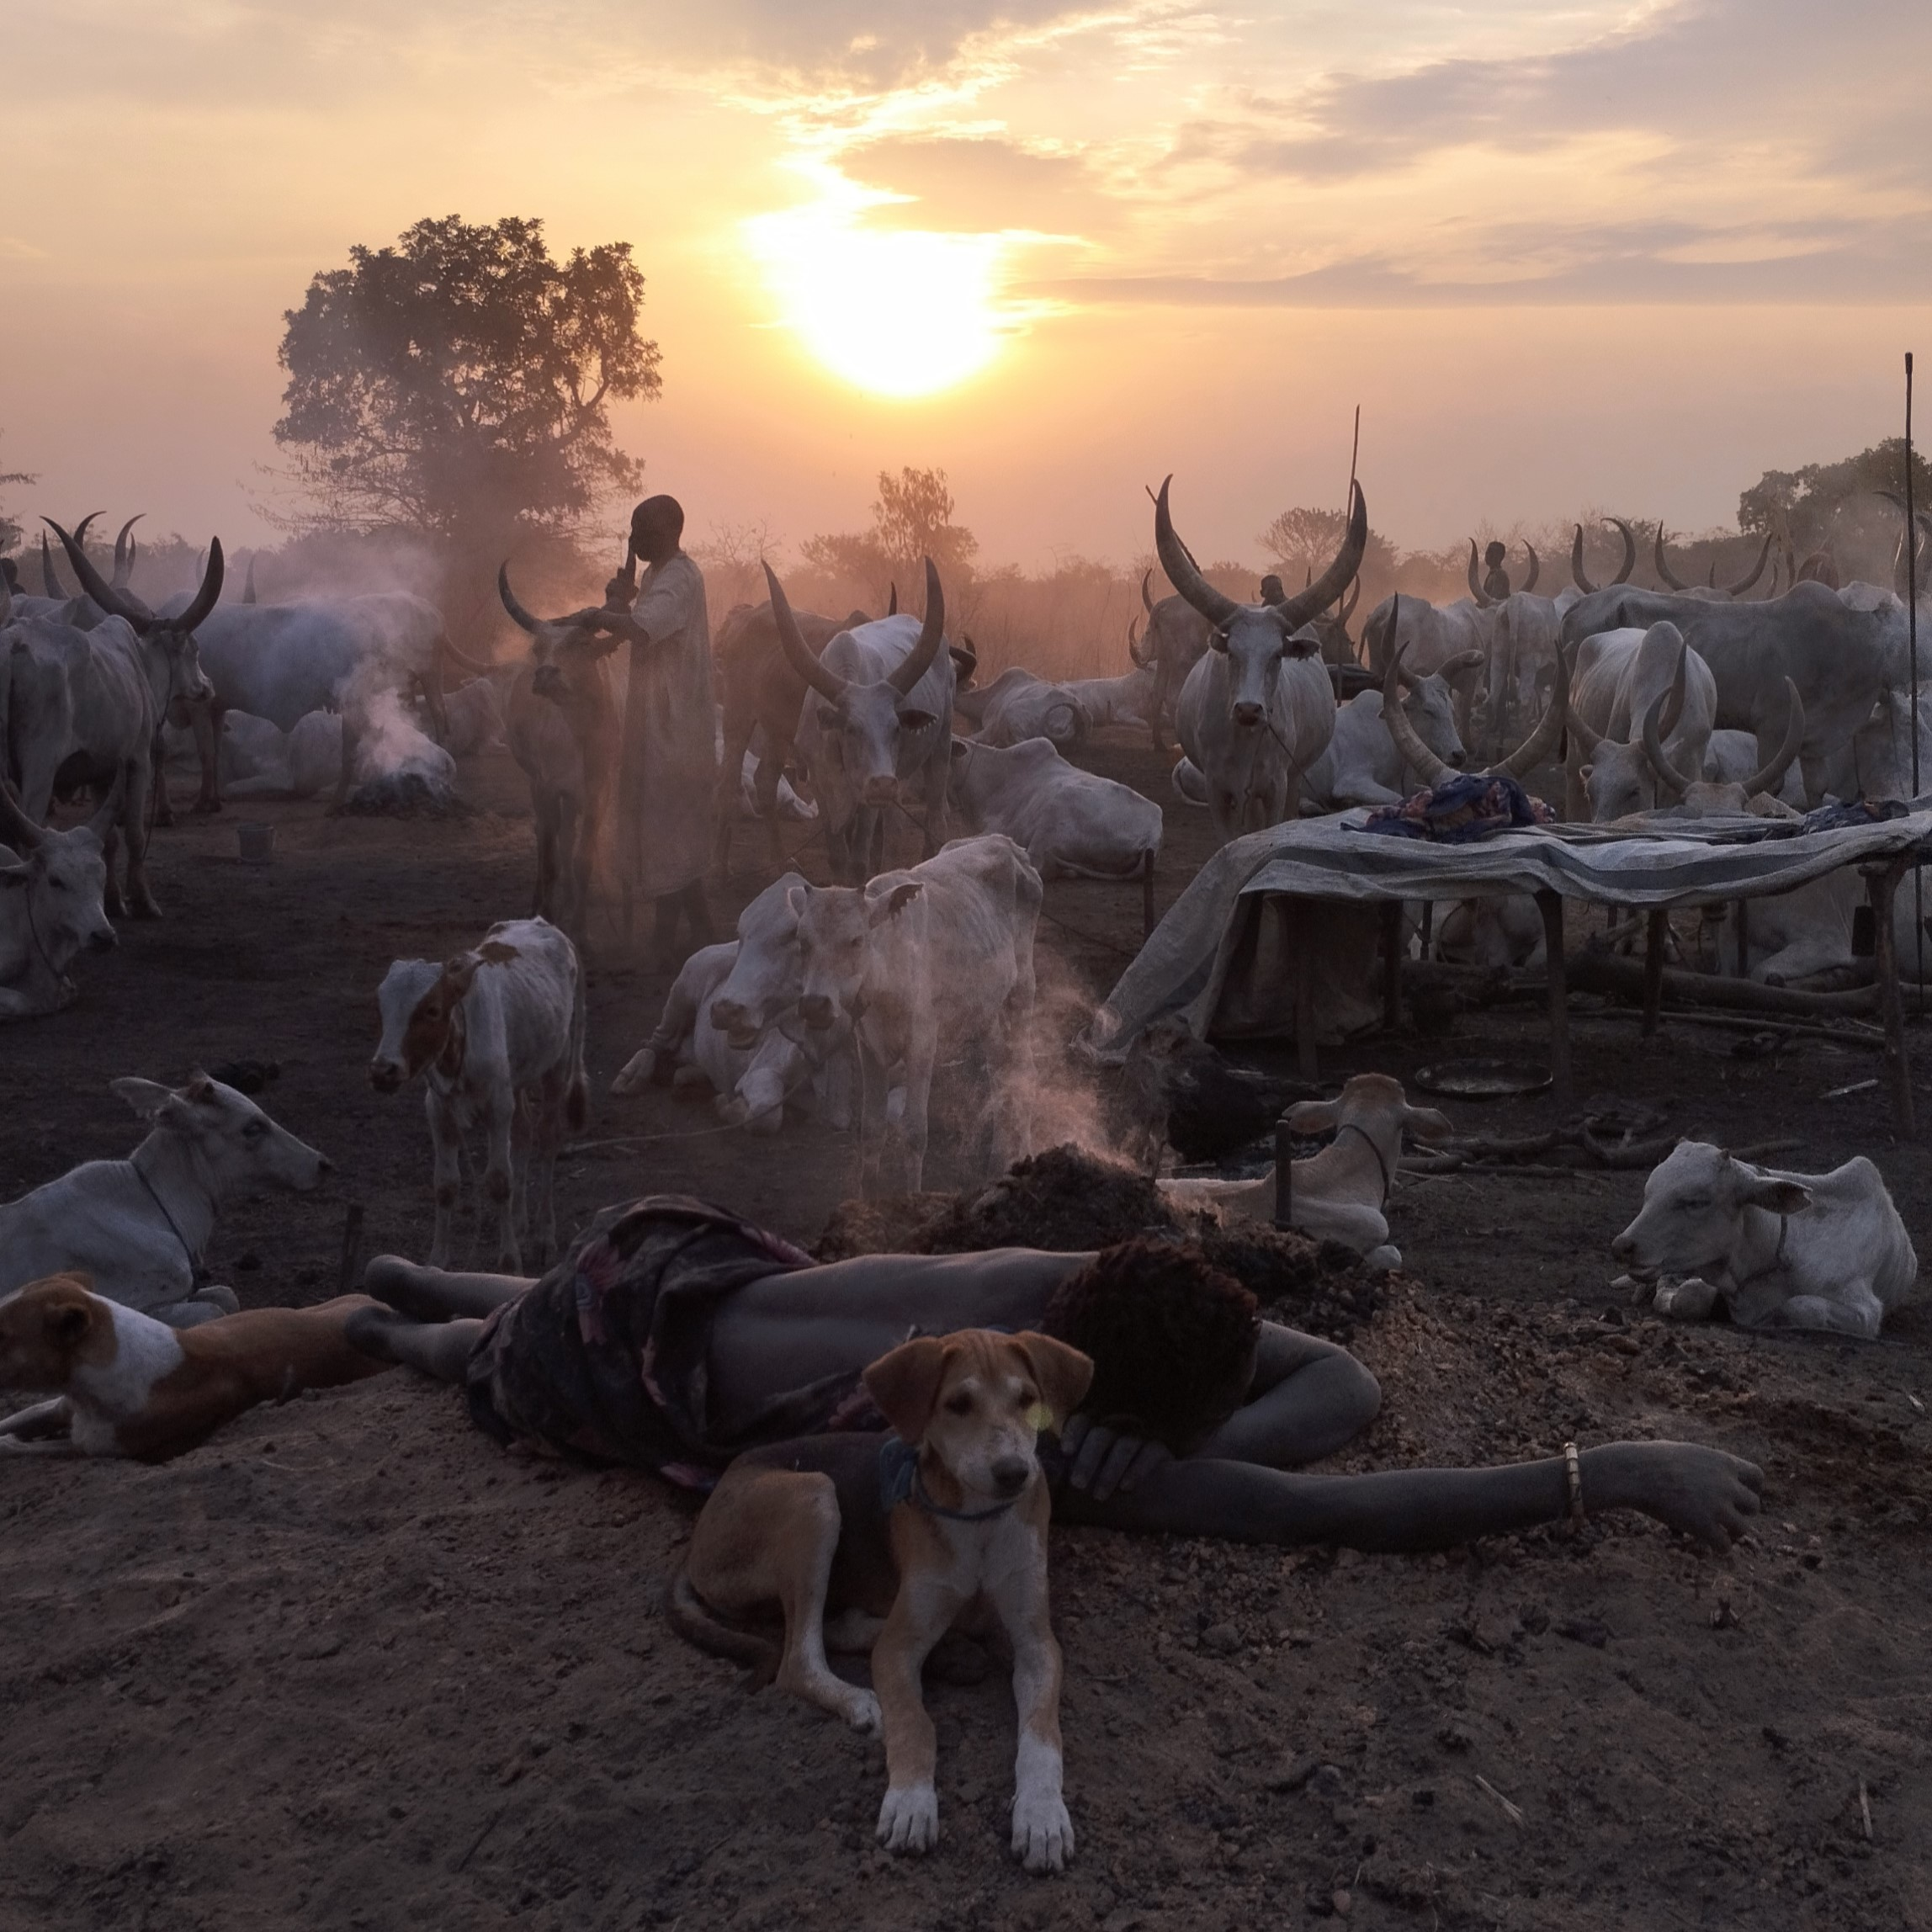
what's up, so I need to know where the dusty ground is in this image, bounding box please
[2,735,1929,1931]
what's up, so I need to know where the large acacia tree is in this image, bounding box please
[273,215,659,564]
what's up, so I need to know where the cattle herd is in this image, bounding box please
[0,472,1927,1895]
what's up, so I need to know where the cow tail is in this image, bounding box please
[566,946,590,1133]
[664,1565,780,1684]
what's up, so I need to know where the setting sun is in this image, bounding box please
[746,189,1011,399]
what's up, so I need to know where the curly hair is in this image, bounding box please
[1038,1237,1261,1452]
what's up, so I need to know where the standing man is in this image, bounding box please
[596,495,717,967]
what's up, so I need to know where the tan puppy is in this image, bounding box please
[0,1272,391,1462]
[670,1328,1093,1872]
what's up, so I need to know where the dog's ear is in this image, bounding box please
[863,1335,950,1446]
[1012,1332,1095,1432]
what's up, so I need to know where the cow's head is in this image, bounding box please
[1283,1072,1452,1158]
[1641,665,1802,818]
[0,774,118,979]
[788,878,921,1032]
[767,558,947,809]
[1154,476,1367,730]
[370,953,481,1091]
[1392,653,1478,773]
[708,871,808,1048]
[1567,624,1688,821]
[1611,1139,1812,1283]
[47,518,220,711]
[112,1071,332,1193]
[498,564,619,721]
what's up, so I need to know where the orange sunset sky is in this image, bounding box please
[4,0,1929,568]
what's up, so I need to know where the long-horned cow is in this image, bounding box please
[1157,477,1367,842]
[770,557,957,884]
[1562,624,1717,821]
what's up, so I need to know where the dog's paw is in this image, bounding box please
[1011,1791,1074,1874]
[845,1689,882,1735]
[876,1782,939,1856]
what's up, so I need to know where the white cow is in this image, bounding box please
[1063,662,1156,733]
[609,940,849,1133]
[790,835,1042,1195]
[439,676,507,757]
[1160,1073,1453,1271]
[947,736,1162,880]
[1435,895,1546,969]
[0,1074,331,1325]
[1612,1139,1917,1338]
[969,671,1089,750]
[774,559,957,884]
[735,751,815,824]
[1563,624,1717,821]
[1702,730,1806,808]
[1157,479,1361,842]
[369,916,587,1270]
[1301,654,1480,811]
[0,778,119,1017]
[1698,866,1932,986]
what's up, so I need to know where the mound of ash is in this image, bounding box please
[333,772,473,818]
[815,1144,1375,1343]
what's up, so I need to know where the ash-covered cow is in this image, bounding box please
[0,774,119,1017]
[1301,650,1482,811]
[770,560,960,884]
[370,916,587,1270]
[1613,1140,1918,1338]
[789,834,1042,1195]
[947,737,1161,883]
[1159,1072,1452,1270]
[0,1073,332,1327]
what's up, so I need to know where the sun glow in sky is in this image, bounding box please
[2,3,1929,565]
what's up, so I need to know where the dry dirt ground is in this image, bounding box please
[2,735,1929,1932]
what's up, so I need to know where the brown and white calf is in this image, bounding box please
[369,916,587,1270]
[1160,1071,1452,1271]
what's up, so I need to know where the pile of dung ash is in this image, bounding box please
[334,773,474,818]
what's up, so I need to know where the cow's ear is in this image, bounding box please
[181,1071,217,1104]
[1579,764,1594,783]
[1403,1104,1455,1143]
[1283,1098,1337,1134]
[0,865,29,887]
[863,1336,950,1446]
[786,885,809,922]
[1740,1175,1813,1217]
[442,953,483,1000]
[868,881,921,927]
[110,1077,174,1120]
[948,740,967,760]
[895,708,936,732]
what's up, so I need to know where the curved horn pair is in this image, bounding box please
[1154,477,1368,639]
[1140,567,1156,617]
[1466,539,1494,610]
[1654,523,1772,597]
[1642,678,1802,800]
[1570,517,1637,593]
[111,515,143,591]
[1382,634,1570,786]
[764,556,946,703]
[49,520,223,633]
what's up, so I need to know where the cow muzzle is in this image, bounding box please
[1232,701,1264,729]
[369,1059,405,1095]
[861,776,899,804]
[798,994,836,1032]
[87,927,118,953]
[708,1000,759,1049]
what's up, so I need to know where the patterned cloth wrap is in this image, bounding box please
[1799,799,1909,834]
[464,1195,885,1490]
[1359,774,1555,841]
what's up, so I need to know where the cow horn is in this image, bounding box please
[496,563,544,634]
[46,518,151,630]
[1494,633,1569,780]
[242,555,258,604]
[85,765,129,842]
[1273,482,1367,634]
[1339,573,1361,626]
[1439,647,1486,681]
[1381,634,1457,788]
[437,629,498,677]
[1140,567,1156,617]
[1720,531,1773,598]
[1563,691,1603,756]
[1741,680,1805,799]
[1520,542,1539,594]
[0,775,43,852]
[888,557,946,697]
[763,562,845,703]
[111,515,144,590]
[1570,523,1598,594]
[887,581,899,618]
[1607,517,1637,585]
[37,533,61,598]
[1466,539,1494,609]
[72,512,102,555]
[173,538,224,633]
[1639,687,1693,799]
[0,576,9,625]
[1653,523,1690,593]
[1128,617,1154,667]
[1153,477,1242,631]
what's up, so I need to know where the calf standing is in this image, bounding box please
[370,917,587,1270]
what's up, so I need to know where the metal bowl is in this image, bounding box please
[1412,1059,1553,1101]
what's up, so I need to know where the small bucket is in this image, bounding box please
[236,821,277,865]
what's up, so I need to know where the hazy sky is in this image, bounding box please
[5,1,1929,570]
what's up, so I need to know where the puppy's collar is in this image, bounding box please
[878,1436,1021,1523]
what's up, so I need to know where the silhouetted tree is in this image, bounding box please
[0,433,35,557]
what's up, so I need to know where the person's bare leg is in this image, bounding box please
[361,1254,533,1320]
[345,1308,486,1383]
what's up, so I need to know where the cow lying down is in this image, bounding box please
[1158,1072,1452,1272]
[1612,1140,1918,1339]
[0,1075,332,1326]
[948,736,1161,881]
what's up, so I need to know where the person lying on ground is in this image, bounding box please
[348,1196,1762,1552]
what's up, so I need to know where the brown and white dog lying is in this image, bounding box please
[668,1328,1094,1873]
[0,1272,390,1462]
